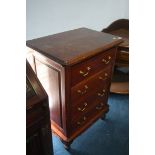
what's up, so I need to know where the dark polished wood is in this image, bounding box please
[26,28,122,66]
[26,28,122,149]
[102,19,129,94]
[26,61,53,155]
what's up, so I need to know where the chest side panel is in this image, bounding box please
[35,59,62,125]
[29,50,67,135]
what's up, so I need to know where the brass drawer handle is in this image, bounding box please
[99,73,108,80]
[77,85,88,95]
[77,102,88,112]
[102,56,111,64]
[77,116,87,125]
[98,89,106,97]
[79,67,91,77]
[96,102,104,110]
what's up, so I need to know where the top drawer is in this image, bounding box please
[71,47,116,86]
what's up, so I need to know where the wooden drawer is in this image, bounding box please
[71,67,112,104]
[71,101,109,133]
[71,91,108,121]
[71,47,116,86]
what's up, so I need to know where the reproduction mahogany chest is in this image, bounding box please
[26,28,122,149]
[26,61,53,155]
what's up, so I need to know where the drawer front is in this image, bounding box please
[71,67,112,104]
[71,101,109,133]
[71,47,116,86]
[71,90,109,121]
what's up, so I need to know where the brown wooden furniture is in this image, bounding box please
[102,19,129,94]
[26,60,53,155]
[26,28,122,149]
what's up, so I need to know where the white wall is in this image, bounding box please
[26,0,129,40]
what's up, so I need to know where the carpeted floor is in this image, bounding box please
[52,94,129,155]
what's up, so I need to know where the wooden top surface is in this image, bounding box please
[26,28,123,65]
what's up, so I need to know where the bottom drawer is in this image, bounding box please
[71,102,109,133]
[71,90,109,121]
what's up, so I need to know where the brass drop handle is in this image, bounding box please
[77,116,87,125]
[77,85,88,95]
[78,102,88,112]
[102,56,111,64]
[96,103,104,110]
[98,89,106,97]
[99,73,108,80]
[79,67,91,77]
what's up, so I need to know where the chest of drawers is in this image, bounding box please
[26,28,122,149]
